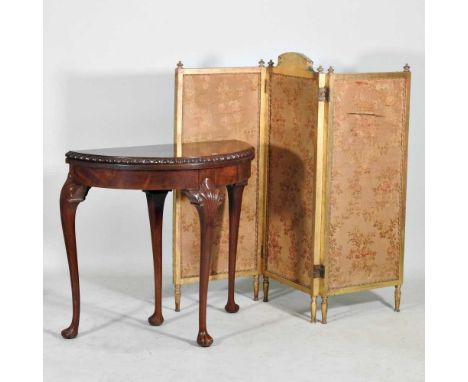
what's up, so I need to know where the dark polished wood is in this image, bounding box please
[183,178,225,347]
[225,182,246,313]
[60,140,254,347]
[144,190,169,326]
[66,140,254,170]
[59,174,90,339]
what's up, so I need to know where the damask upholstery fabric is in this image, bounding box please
[179,73,261,278]
[326,76,409,290]
[265,73,318,288]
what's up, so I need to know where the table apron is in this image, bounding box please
[70,163,249,190]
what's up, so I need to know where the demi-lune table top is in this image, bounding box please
[65,139,255,169]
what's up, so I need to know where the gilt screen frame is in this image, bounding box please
[173,65,268,286]
[262,53,321,296]
[321,71,411,296]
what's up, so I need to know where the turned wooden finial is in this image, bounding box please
[268,59,274,67]
[176,61,184,69]
[403,63,410,72]
[258,59,265,67]
[328,66,335,74]
[317,65,324,73]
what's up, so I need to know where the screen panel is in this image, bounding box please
[175,69,263,282]
[324,72,411,293]
[264,67,319,289]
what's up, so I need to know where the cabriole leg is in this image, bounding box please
[225,182,245,313]
[184,178,224,347]
[394,285,401,312]
[253,275,259,301]
[144,190,168,326]
[263,276,269,302]
[60,174,90,339]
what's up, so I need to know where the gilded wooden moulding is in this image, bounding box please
[263,52,319,291]
[173,62,267,306]
[322,71,411,297]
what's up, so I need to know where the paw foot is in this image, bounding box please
[253,296,259,301]
[224,302,240,313]
[148,313,164,326]
[263,297,269,302]
[197,331,213,347]
[61,325,78,339]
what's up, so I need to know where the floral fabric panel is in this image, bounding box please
[179,73,261,278]
[326,76,409,290]
[265,73,318,288]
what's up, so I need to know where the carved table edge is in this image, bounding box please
[65,147,255,166]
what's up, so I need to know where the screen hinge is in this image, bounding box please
[318,87,329,102]
[312,264,325,278]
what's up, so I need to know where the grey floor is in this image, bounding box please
[44,271,424,382]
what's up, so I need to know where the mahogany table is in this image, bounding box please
[60,140,254,347]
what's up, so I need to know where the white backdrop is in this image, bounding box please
[44,0,424,278]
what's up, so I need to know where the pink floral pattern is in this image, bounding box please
[179,73,261,278]
[326,76,409,290]
[265,73,318,287]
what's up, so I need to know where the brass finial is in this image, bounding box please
[258,59,265,67]
[177,61,183,69]
[268,59,274,67]
[317,65,324,73]
[328,66,335,74]
[403,63,410,72]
